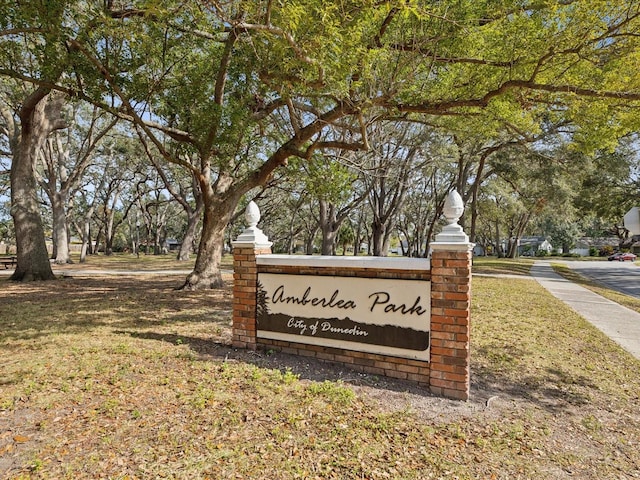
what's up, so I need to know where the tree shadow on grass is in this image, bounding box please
[1,274,602,412]
[115,329,451,401]
[0,275,233,344]
[472,346,598,413]
[114,328,600,412]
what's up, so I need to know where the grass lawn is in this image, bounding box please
[1,257,639,479]
[471,256,535,276]
[44,252,234,272]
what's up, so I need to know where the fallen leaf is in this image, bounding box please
[13,435,29,443]
[0,444,14,454]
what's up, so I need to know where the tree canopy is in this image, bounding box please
[1,0,640,285]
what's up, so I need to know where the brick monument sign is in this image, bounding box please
[232,192,473,400]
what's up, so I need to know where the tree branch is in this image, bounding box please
[0,27,46,37]
[233,22,320,68]
[65,38,198,169]
[214,28,238,106]
[240,100,358,194]
[0,67,196,143]
[304,140,366,159]
[373,7,400,48]
[382,79,640,115]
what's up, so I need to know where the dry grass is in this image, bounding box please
[48,252,234,272]
[472,257,535,276]
[1,265,639,479]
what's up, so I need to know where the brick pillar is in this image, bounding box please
[232,245,272,350]
[428,190,474,400]
[429,248,472,400]
[231,201,272,350]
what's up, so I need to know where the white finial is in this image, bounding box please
[443,190,464,226]
[431,189,469,246]
[232,200,272,248]
[245,201,260,228]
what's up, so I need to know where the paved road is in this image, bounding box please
[567,260,640,299]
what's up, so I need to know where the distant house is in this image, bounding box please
[518,236,551,256]
[569,237,620,256]
[165,238,182,252]
[539,240,553,255]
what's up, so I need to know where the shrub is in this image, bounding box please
[600,245,615,257]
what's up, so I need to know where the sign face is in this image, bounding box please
[624,207,640,235]
[256,273,430,361]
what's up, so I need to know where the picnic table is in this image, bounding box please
[0,256,17,269]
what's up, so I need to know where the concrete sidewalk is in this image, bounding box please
[531,261,640,360]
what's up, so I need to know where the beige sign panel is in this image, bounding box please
[256,273,431,361]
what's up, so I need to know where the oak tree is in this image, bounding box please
[3,1,640,286]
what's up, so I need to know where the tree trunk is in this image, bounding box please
[507,239,515,258]
[51,191,72,264]
[181,202,233,290]
[80,219,90,262]
[468,155,487,245]
[94,226,103,254]
[353,210,369,257]
[177,205,202,261]
[284,197,304,254]
[10,89,65,281]
[319,200,339,256]
[353,230,361,257]
[305,230,316,255]
[398,227,409,256]
[382,228,392,256]
[372,219,387,256]
[105,217,114,256]
[303,223,319,255]
[321,230,337,255]
[153,228,161,255]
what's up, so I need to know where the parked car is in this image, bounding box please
[608,252,637,262]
